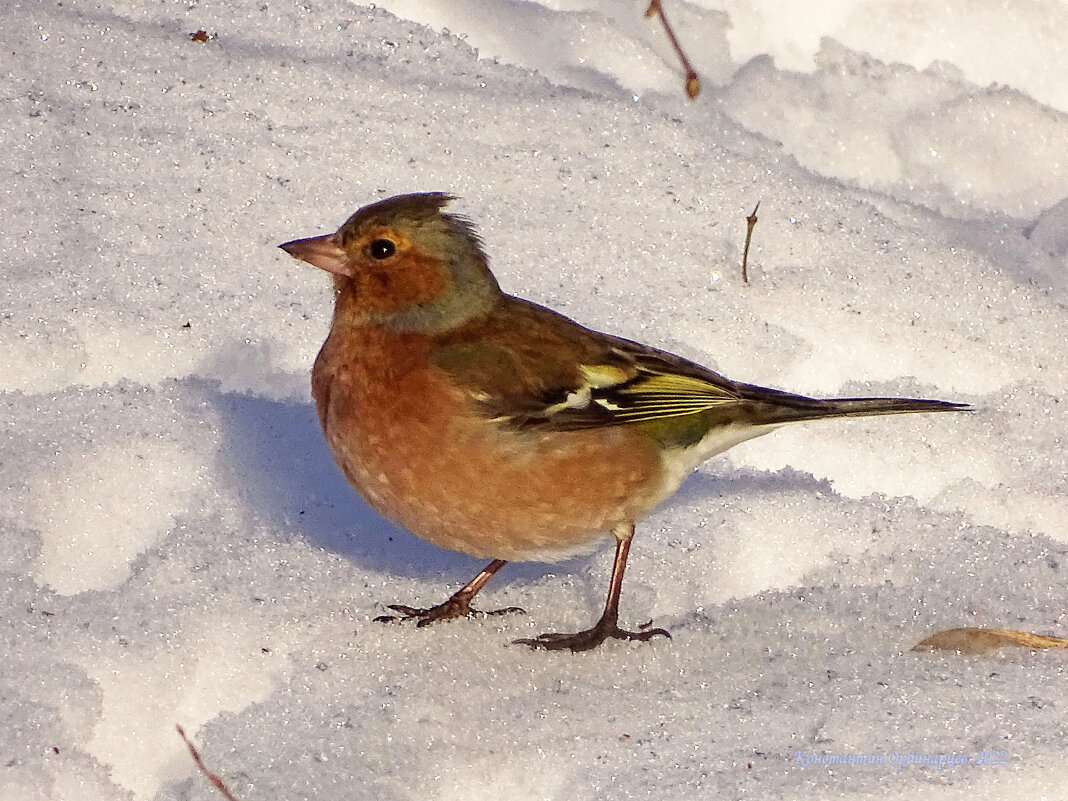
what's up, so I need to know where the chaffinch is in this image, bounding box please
[280,193,967,652]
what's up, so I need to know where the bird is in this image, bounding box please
[279,192,968,652]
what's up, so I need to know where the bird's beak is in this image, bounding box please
[278,234,352,277]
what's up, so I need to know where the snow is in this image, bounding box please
[2,1,1066,799]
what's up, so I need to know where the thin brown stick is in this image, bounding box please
[176,724,240,801]
[645,0,700,99]
[742,201,760,283]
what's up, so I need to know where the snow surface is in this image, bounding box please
[2,1,1067,799]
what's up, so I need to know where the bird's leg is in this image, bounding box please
[375,559,524,626]
[515,523,671,651]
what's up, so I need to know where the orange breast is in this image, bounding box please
[313,327,663,561]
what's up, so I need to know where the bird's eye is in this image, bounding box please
[369,238,396,260]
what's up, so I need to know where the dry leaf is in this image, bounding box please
[912,627,1068,654]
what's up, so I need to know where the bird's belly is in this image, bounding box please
[652,421,781,502]
[323,380,663,562]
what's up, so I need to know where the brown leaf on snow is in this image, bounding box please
[913,627,1068,654]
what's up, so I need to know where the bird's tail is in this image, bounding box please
[736,384,971,427]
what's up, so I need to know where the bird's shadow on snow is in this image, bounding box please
[207,381,564,585]
[663,464,836,512]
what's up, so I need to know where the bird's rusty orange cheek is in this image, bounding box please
[354,255,448,315]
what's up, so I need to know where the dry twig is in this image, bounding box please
[645,1,700,99]
[176,724,241,801]
[741,201,760,283]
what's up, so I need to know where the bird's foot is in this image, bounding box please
[514,618,670,652]
[374,598,525,627]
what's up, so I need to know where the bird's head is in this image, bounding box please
[280,193,501,332]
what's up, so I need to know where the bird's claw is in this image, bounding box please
[374,601,525,627]
[480,605,527,618]
[514,620,671,652]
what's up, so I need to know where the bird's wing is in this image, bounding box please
[430,297,968,442]
[429,297,754,437]
[512,346,747,431]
